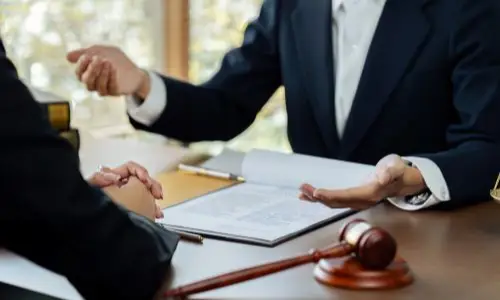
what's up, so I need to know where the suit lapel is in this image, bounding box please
[291,0,340,157]
[339,0,431,158]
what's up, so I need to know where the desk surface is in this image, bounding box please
[81,139,500,299]
[167,199,500,299]
[3,136,499,300]
[77,131,206,178]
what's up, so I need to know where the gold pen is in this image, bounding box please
[159,224,204,244]
[178,164,245,182]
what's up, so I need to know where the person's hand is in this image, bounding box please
[66,45,150,98]
[88,161,163,218]
[103,177,161,221]
[299,154,427,210]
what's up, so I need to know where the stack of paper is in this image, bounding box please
[159,149,375,246]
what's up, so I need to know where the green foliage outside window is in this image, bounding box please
[0,0,290,153]
[189,0,291,154]
[0,0,161,129]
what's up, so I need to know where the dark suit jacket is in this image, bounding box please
[132,0,500,208]
[0,40,178,300]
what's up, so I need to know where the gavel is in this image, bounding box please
[163,219,413,298]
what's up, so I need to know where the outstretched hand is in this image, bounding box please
[299,154,427,210]
[67,45,149,98]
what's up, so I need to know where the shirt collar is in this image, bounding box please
[333,0,344,11]
[334,0,384,12]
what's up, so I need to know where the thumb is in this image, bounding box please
[66,48,88,63]
[375,156,405,185]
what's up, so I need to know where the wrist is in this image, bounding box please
[133,69,151,101]
[404,160,427,193]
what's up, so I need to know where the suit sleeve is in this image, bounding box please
[0,40,179,300]
[130,0,282,143]
[417,0,500,208]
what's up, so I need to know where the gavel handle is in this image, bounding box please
[163,242,353,298]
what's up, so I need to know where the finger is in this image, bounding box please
[90,171,121,187]
[67,48,88,63]
[299,183,316,200]
[313,185,378,205]
[82,56,104,91]
[375,155,406,185]
[149,179,163,199]
[75,55,92,81]
[97,60,111,96]
[108,64,119,95]
[120,177,129,185]
[155,204,164,219]
[113,161,149,181]
[298,192,308,200]
[98,166,123,181]
[298,192,313,201]
[128,163,151,184]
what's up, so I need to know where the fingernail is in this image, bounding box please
[102,172,120,181]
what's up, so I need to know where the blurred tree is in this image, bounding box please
[0,0,162,130]
[0,0,291,152]
[189,0,291,154]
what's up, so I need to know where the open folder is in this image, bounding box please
[159,149,375,246]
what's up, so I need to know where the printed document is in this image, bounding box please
[160,149,375,246]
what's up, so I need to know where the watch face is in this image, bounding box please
[404,191,431,205]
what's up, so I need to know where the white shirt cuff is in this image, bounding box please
[126,71,167,126]
[387,156,450,211]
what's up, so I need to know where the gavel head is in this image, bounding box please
[339,219,397,270]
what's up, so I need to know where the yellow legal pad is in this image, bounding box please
[155,171,237,209]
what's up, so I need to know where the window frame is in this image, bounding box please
[163,0,190,80]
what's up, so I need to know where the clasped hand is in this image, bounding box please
[299,154,427,210]
[88,161,164,218]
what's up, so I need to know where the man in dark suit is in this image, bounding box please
[0,39,178,299]
[67,0,500,211]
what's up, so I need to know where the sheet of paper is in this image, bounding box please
[201,148,245,176]
[242,149,375,190]
[160,183,349,242]
[0,249,82,300]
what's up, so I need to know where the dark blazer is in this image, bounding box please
[132,0,500,208]
[0,40,178,299]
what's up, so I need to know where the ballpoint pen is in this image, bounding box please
[159,223,204,244]
[178,164,245,182]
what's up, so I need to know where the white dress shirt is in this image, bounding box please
[126,0,451,211]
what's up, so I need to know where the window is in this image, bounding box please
[0,0,164,132]
[189,0,291,154]
[1,0,291,153]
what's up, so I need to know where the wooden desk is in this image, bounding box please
[2,135,497,299]
[162,173,500,299]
